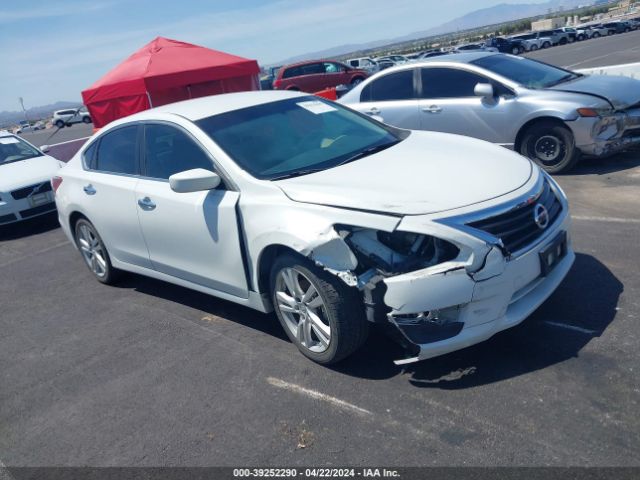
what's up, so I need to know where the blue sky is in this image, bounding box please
[0,0,548,111]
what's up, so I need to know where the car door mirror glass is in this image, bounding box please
[169,168,221,193]
[474,82,495,99]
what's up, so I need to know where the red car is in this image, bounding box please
[273,60,368,92]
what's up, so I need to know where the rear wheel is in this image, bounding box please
[270,253,368,364]
[531,44,539,51]
[511,46,520,55]
[82,116,92,123]
[519,121,580,174]
[593,32,601,38]
[351,77,364,86]
[55,120,65,128]
[542,41,551,48]
[74,218,119,284]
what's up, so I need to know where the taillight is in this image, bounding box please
[51,176,63,194]
[273,79,281,89]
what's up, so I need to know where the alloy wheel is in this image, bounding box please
[77,223,108,278]
[275,267,331,353]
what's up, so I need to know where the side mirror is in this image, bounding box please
[40,145,50,153]
[169,168,221,193]
[474,82,495,99]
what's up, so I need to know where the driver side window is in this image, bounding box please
[143,124,214,180]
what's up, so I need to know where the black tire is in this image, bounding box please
[531,44,539,51]
[82,116,92,123]
[519,121,580,174]
[270,253,368,364]
[74,218,120,285]
[559,38,568,45]
[351,77,364,86]
[593,32,600,38]
[55,120,65,128]
[543,41,551,48]
[511,46,520,55]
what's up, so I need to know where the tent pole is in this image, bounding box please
[146,91,153,107]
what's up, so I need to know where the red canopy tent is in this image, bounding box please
[82,37,260,128]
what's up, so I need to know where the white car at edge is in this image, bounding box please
[53,91,574,365]
[0,131,62,225]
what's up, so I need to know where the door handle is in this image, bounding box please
[83,184,96,195]
[367,107,381,115]
[422,105,442,113]
[137,197,156,210]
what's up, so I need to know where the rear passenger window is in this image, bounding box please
[144,124,213,180]
[83,141,97,169]
[361,70,415,102]
[95,126,138,175]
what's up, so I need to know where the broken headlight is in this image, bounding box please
[340,228,460,275]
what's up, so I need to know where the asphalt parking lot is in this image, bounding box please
[1,143,640,466]
[525,28,640,68]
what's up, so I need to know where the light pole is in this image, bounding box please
[19,97,29,124]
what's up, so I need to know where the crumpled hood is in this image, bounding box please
[275,131,533,216]
[0,155,62,193]
[550,74,640,110]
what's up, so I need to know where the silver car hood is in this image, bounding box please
[275,131,533,216]
[549,74,640,110]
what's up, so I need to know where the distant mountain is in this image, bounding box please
[0,101,81,127]
[273,0,600,65]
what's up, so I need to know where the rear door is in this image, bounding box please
[418,66,520,145]
[135,122,248,298]
[81,124,152,268]
[350,68,420,129]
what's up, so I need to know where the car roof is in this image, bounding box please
[122,90,310,123]
[417,51,497,64]
[282,59,342,68]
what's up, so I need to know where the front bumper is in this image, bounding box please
[385,213,573,365]
[0,193,56,225]
[570,108,640,157]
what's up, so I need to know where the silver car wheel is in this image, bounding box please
[534,135,562,162]
[275,267,331,353]
[77,223,107,278]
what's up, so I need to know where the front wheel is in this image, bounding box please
[270,253,368,364]
[511,46,520,55]
[531,44,539,51]
[519,122,580,174]
[74,218,119,284]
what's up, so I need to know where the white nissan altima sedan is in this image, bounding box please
[53,91,574,365]
[1,131,63,225]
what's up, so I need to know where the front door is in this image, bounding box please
[418,66,520,146]
[135,122,248,298]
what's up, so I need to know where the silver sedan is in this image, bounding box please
[339,52,640,173]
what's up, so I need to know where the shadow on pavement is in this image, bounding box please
[114,274,289,342]
[570,149,640,176]
[0,212,59,241]
[333,253,622,388]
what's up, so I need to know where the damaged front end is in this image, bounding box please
[308,224,504,362]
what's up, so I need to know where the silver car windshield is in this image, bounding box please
[196,97,404,180]
[0,135,43,165]
[472,55,580,89]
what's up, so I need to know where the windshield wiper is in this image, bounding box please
[334,140,400,167]
[270,168,327,181]
[545,73,581,88]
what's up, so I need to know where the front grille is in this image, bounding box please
[467,179,562,254]
[19,202,56,218]
[11,182,52,200]
[0,213,17,224]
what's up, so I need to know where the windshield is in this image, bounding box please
[0,135,43,165]
[196,96,403,180]
[472,55,580,89]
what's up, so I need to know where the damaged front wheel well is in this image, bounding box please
[257,244,304,295]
